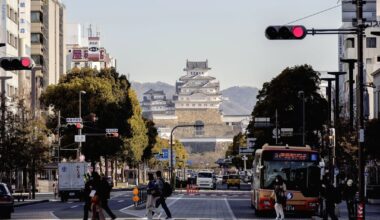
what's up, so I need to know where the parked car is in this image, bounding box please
[0,183,14,219]
[227,174,240,189]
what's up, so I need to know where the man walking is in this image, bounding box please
[99,176,116,220]
[343,179,357,220]
[155,171,172,219]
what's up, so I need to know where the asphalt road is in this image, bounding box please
[10,184,380,220]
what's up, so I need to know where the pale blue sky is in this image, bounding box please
[62,0,342,89]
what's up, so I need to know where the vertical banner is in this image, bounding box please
[19,0,30,39]
[88,37,100,61]
[0,0,7,44]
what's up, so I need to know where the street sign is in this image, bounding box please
[161,149,169,160]
[106,128,118,133]
[75,135,86,143]
[281,128,293,137]
[66,118,82,123]
[254,117,272,128]
[242,155,248,161]
[239,147,254,155]
[247,138,256,149]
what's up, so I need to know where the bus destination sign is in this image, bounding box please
[271,152,318,161]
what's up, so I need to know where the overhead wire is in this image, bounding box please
[286,4,342,25]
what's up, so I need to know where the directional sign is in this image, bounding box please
[161,149,169,160]
[66,118,82,123]
[106,128,118,133]
[75,135,86,143]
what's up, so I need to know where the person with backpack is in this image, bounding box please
[271,175,286,220]
[154,171,172,219]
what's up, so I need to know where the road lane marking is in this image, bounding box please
[224,197,237,220]
[49,211,59,219]
[118,200,124,203]
[71,205,79,208]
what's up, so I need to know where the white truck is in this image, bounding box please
[196,170,216,189]
[58,162,88,202]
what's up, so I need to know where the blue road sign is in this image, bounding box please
[161,149,169,160]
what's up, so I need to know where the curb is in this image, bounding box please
[14,199,49,207]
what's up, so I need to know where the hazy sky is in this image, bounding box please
[62,0,342,89]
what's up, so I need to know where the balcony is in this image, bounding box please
[31,1,43,12]
[31,23,43,33]
[31,44,43,55]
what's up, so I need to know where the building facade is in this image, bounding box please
[31,0,65,91]
[141,89,174,119]
[0,0,32,111]
[65,24,116,72]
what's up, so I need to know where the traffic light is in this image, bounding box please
[105,132,119,138]
[0,57,34,70]
[265,25,307,40]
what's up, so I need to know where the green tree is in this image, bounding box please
[40,67,137,164]
[247,65,328,147]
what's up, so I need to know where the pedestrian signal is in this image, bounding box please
[265,25,307,40]
[0,57,34,70]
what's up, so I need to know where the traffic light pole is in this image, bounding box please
[356,0,366,218]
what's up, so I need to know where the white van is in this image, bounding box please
[196,170,216,189]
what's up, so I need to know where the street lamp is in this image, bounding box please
[298,91,305,146]
[78,91,86,160]
[340,58,357,130]
[169,122,204,187]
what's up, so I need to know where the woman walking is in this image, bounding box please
[146,173,159,219]
[272,175,287,220]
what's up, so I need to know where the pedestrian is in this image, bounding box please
[323,179,340,220]
[99,175,116,220]
[90,172,106,220]
[83,174,93,220]
[146,173,160,219]
[343,179,357,220]
[271,175,286,220]
[155,171,172,219]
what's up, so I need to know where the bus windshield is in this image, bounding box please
[262,160,320,197]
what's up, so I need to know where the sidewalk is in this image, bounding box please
[14,192,55,207]
[312,202,380,220]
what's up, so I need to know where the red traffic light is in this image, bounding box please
[0,57,34,70]
[76,123,83,129]
[265,25,307,40]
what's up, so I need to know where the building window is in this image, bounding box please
[31,33,42,44]
[346,38,355,48]
[31,11,42,23]
[366,37,376,48]
[31,55,43,65]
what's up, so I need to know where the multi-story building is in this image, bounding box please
[141,89,174,119]
[66,24,116,71]
[31,0,65,92]
[0,0,32,111]
[173,60,222,110]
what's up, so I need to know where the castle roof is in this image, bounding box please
[179,74,216,81]
[143,89,165,95]
[183,60,211,71]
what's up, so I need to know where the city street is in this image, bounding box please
[10,185,380,220]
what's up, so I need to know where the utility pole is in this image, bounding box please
[340,59,357,131]
[356,0,366,218]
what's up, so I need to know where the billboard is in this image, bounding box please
[71,48,107,62]
[88,37,100,61]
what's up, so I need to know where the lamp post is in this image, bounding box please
[327,72,347,129]
[321,78,335,127]
[169,122,204,187]
[340,58,357,131]
[298,91,305,146]
[78,91,86,160]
